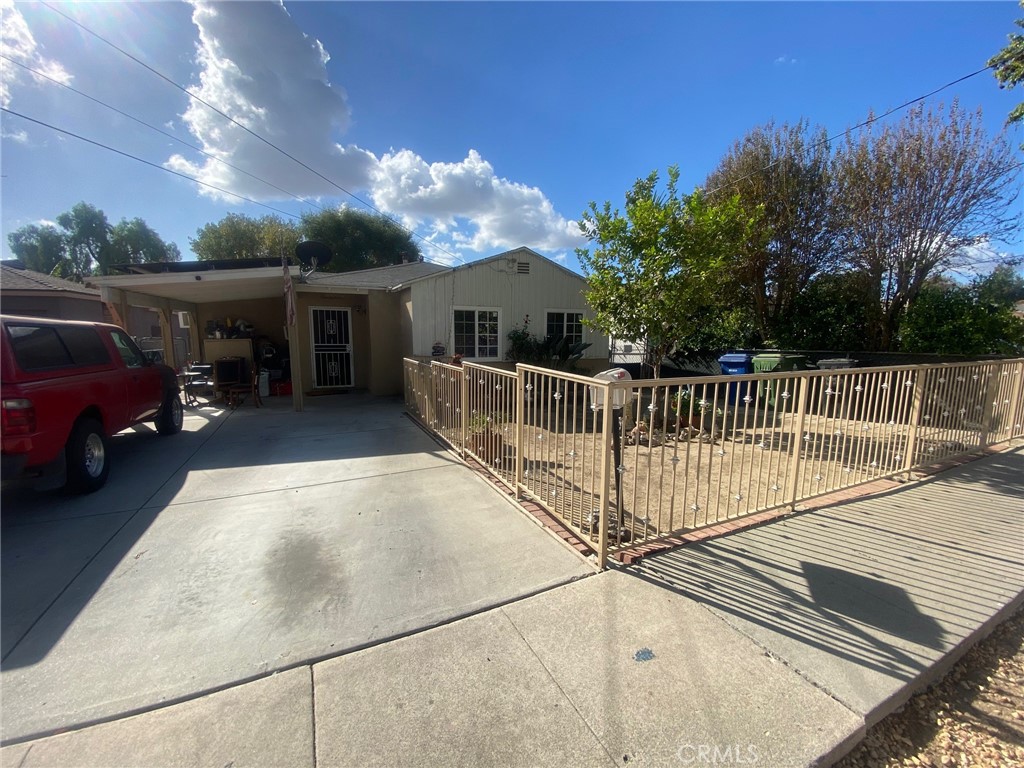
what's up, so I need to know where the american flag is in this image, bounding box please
[283,254,296,327]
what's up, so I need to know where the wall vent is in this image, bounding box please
[516,261,530,275]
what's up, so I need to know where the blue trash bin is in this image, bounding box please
[718,352,754,404]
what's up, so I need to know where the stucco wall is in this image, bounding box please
[368,291,403,396]
[1,294,103,322]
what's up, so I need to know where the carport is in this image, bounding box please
[0,394,593,743]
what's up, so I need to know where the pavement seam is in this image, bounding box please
[309,665,318,768]
[0,414,230,666]
[496,607,621,768]
[634,565,867,722]
[139,460,466,510]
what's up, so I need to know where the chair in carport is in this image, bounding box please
[226,362,262,409]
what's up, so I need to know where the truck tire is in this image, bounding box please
[156,392,183,436]
[65,418,109,494]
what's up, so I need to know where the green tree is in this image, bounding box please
[299,208,422,273]
[781,271,881,352]
[110,218,182,265]
[55,202,113,277]
[7,223,66,275]
[833,101,1021,350]
[577,166,757,378]
[190,213,299,261]
[989,2,1024,131]
[900,272,1024,355]
[706,120,839,345]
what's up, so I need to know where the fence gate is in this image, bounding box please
[310,307,354,388]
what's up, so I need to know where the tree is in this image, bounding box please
[110,218,181,265]
[832,101,1021,350]
[781,271,881,352]
[577,166,757,378]
[989,2,1024,131]
[190,213,300,261]
[7,223,66,275]
[900,270,1024,355]
[299,208,422,273]
[55,202,113,277]
[705,120,839,345]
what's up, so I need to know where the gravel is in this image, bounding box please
[835,604,1024,768]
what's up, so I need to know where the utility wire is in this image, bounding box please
[1,107,301,220]
[38,0,468,265]
[707,64,999,197]
[1,54,324,213]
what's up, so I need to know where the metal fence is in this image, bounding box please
[404,357,1024,569]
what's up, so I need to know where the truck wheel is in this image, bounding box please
[156,392,184,436]
[65,418,109,494]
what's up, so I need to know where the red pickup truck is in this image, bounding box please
[1,315,183,493]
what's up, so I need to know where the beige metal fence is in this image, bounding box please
[404,357,1024,568]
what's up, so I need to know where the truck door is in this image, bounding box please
[109,329,162,422]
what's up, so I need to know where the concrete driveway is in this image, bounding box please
[0,394,593,744]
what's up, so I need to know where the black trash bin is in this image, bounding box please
[812,358,860,416]
[718,352,754,405]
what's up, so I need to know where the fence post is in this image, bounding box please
[903,366,926,479]
[1009,360,1024,443]
[459,367,468,457]
[786,373,810,511]
[515,365,526,492]
[980,362,1002,449]
[597,382,614,570]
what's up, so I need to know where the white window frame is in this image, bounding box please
[544,309,585,345]
[452,306,502,361]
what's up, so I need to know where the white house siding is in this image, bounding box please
[408,249,609,362]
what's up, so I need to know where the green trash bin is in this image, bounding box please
[752,353,809,407]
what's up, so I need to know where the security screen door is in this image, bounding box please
[310,307,354,388]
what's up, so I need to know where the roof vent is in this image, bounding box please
[516,260,530,275]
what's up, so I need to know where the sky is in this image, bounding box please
[1,1,1022,275]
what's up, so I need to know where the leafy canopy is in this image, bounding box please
[577,166,758,375]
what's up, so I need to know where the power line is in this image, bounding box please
[1,107,302,220]
[38,1,468,266]
[707,64,999,197]
[1,54,327,214]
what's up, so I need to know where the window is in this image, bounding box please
[110,330,148,368]
[454,308,500,359]
[546,311,583,345]
[7,325,73,371]
[5,324,111,371]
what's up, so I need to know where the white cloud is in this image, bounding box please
[372,149,583,254]
[1,126,28,143]
[166,0,582,259]
[166,0,377,200]
[773,55,798,66]
[0,0,72,108]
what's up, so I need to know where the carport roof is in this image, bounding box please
[91,260,450,305]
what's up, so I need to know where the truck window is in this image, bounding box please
[56,327,112,366]
[110,329,148,368]
[7,325,74,371]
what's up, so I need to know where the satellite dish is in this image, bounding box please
[295,241,333,274]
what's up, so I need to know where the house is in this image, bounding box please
[90,247,608,409]
[0,261,104,321]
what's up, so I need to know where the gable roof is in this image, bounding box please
[0,262,100,296]
[303,260,448,291]
[396,246,587,288]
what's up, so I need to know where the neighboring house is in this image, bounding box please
[0,261,104,321]
[1014,299,1024,319]
[90,246,608,408]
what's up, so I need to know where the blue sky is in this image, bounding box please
[1,1,1021,274]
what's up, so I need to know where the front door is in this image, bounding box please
[309,307,354,388]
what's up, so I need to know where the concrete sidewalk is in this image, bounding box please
[2,447,1021,767]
